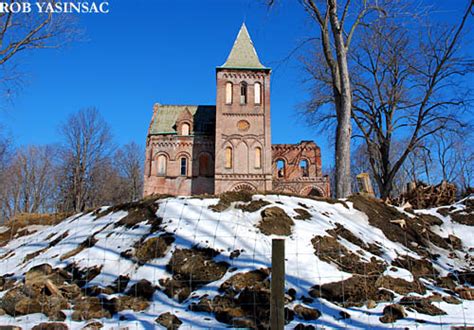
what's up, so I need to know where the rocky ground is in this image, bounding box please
[0,192,472,329]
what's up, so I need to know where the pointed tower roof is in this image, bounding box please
[220,23,268,70]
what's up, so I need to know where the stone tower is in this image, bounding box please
[214,24,273,193]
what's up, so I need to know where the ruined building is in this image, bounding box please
[144,24,330,197]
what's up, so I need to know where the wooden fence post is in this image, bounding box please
[271,238,285,330]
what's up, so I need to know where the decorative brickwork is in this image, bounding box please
[143,24,330,197]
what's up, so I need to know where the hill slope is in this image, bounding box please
[0,193,472,329]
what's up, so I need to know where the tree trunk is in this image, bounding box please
[329,0,352,198]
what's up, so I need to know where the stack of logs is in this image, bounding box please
[395,181,457,209]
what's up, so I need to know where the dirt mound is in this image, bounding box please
[310,275,384,307]
[125,279,155,301]
[380,304,406,323]
[190,269,270,329]
[392,255,438,278]
[293,208,312,220]
[399,296,446,315]
[208,191,254,212]
[451,210,473,226]
[134,234,175,264]
[156,312,182,329]
[236,199,271,212]
[60,235,98,261]
[219,268,269,293]
[71,296,111,321]
[311,235,386,275]
[326,223,383,256]
[191,268,295,328]
[111,295,149,312]
[31,323,69,330]
[375,276,426,295]
[162,248,229,302]
[258,207,294,236]
[293,304,320,320]
[94,196,163,228]
[348,195,449,254]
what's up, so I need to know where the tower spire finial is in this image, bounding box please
[220,24,267,69]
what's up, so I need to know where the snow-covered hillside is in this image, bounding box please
[0,193,472,329]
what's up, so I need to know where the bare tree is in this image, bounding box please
[0,129,12,221]
[88,158,126,207]
[0,145,58,219]
[0,0,75,66]
[453,137,474,195]
[272,0,387,197]
[346,3,473,199]
[0,1,77,103]
[58,108,113,212]
[115,142,144,202]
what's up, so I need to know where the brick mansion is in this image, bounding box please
[144,24,330,197]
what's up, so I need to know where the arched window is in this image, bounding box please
[225,82,233,104]
[254,82,261,105]
[300,159,309,177]
[255,147,262,169]
[276,159,285,178]
[157,155,167,176]
[199,153,211,176]
[225,147,233,169]
[181,123,190,136]
[240,82,247,104]
[180,157,187,176]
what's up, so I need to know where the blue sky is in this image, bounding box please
[1,0,471,168]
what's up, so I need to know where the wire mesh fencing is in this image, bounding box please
[0,193,472,329]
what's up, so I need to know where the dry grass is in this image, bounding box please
[0,212,71,247]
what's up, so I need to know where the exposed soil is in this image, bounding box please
[379,304,406,323]
[375,276,426,295]
[399,296,446,315]
[219,268,269,294]
[162,247,229,302]
[310,275,381,307]
[190,268,296,328]
[293,208,312,220]
[134,234,175,264]
[63,264,102,288]
[126,279,155,300]
[236,199,271,213]
[93,197,163,229]
[60,235,98,261]
[348,195,450,254]
[31,323,69,330]
[111,295,150,312]
[293,304,321,320]
[156,312,183,329]
[71,296,111,321]
[392,255,438,278]
[208,191,254,212]
[268,191,349,209]
[450,210,473,226]
[311,235,386,275]
[326,223,383,256]
[447,234,463,250]
[107,275,130,293]
[258,207,294,236]
[309,273,426,308]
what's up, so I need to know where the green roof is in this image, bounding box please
[220,23,267,70]
[148,105,216,135]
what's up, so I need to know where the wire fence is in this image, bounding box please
[0,194,472,329]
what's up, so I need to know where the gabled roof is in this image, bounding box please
[148,104,216,136]
[220,23,268,70]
